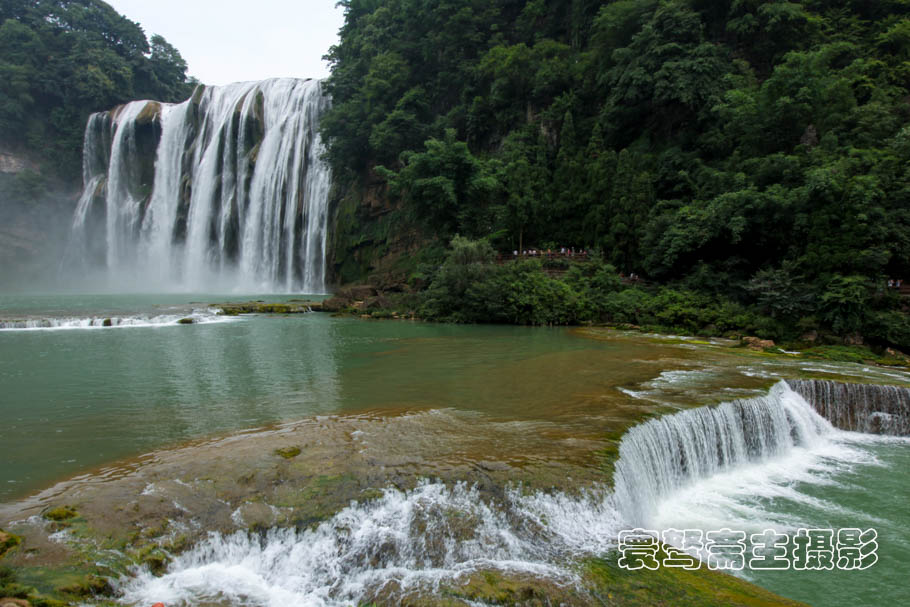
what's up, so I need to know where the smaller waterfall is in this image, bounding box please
[788,379,910,436]
[612,381,833,526]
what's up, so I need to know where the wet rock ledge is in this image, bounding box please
[214,300,323,315]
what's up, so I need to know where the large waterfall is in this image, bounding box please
[68,78,331,293]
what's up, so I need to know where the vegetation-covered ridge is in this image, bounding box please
[322,0,910,347]
[0,0,193,185]
[324,237,910,355]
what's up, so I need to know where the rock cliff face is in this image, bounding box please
[0,147,77,289]
[68,78,332,293]
[0,150,36,174]
[327,172,422,289]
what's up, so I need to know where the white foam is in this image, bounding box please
[648,435,881,534]
[0,309,235,331]
[117,481,621,607]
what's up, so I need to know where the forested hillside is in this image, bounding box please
[0,0,192,184]
[322,0,910,346]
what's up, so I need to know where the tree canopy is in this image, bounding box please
[323,0,910,344]
[0,0,192,182]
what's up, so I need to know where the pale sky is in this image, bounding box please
[105,0,346,85]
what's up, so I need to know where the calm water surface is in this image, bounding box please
[1,293,669,499]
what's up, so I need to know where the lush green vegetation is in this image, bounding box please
[0,0,193,183]
[351,235,905,349]
[323,0,910,347]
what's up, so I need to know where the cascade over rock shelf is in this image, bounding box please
[67,78,332,293]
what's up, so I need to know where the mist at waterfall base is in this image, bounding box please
[0,178,78,293]
[63,78,331,294]
[117,381,909,607]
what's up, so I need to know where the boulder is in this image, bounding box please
[800,330,818,343]
[843,332,864,346]
[320,296,352,313]
[743,336,775,350]
[338,285,377,300]
[364,295,391,310]
[885,348,909,360]
[369,272,408,292]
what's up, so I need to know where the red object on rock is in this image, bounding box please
[151,603,165,607]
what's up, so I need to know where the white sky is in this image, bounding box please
[105,0,346,85]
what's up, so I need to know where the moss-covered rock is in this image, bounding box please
[437,569,584,605]
[214,301,316,315]
[275,446,301,459]
[133,544,169,575]
[42,507,77,522]
[0,531,21,559]
[56,574,111,598]
[134,101,162,126]
[583,551,807,607]
[1,566,71,607]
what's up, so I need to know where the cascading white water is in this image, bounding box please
[0,309,230,331]
[789,378,910,435]
[611,381,835,526]
[68,78,332,293]
[117,481,621,607]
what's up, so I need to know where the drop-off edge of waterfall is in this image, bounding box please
[67,78,332,294]
[611,378,910,528]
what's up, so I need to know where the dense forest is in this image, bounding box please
[322,0,910,347]
[0,0,192,184]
